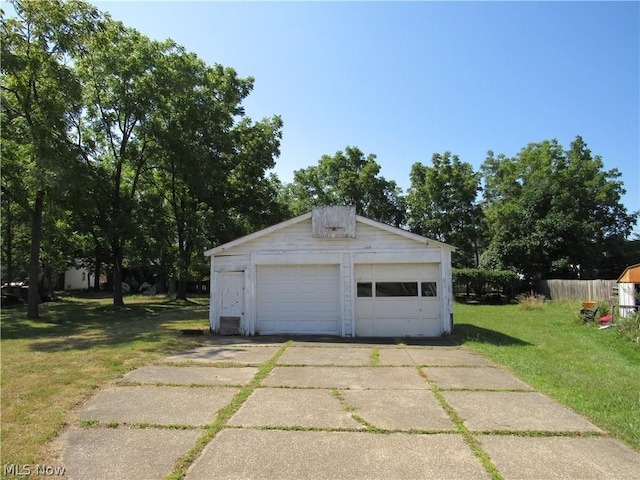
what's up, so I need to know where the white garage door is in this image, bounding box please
[257,265,340,335]
[355,264,441,337]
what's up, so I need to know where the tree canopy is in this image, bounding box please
[283,146,405,227]
[481,137,636,281]
[2,0,637,311]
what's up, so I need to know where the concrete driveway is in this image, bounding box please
[54,338,640,479]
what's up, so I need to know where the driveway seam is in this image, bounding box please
[165,341,292,480]
[420,367,504,480]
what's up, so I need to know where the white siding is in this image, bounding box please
[218,219,422,256]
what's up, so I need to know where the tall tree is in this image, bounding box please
[407,152,483,267]
[147,46,284,299]
[481,137,637,281]
[284,146,405,226]
[76,19,173,306]
[1,0,99,317]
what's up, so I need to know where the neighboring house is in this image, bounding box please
[64,267,95,290]
[205,205,455,337]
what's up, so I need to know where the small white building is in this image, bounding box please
[63,266,95,290]
[204,206,455,337]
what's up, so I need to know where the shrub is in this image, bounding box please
[616,312,640,344]
[516,291,545,310]
[597,301,611,317]
[452,268,520,298]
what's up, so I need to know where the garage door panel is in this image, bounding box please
[355,263,441,337]
[257,265,340,335]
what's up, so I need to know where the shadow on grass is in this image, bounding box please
[1,298,209,352]
[454,323,533,346]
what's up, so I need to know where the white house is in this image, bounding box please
[204,206,455,337]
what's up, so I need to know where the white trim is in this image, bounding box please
[355,215,456,251]
[204,212,312,256]
[204,211,455,257]
[255,252,343,265]
[353,250,442,264]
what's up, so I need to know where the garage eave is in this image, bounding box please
[355,215,457,252]
[204,212,313,257]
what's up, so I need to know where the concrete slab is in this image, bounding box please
[77,386,238,426]
[123,365,258,386]
[228,388,362,429]
[340,389,454,431]
[57,427,201,480]
[478,435,640,479]
[262,367,429,390]
[442,391,603,432]
[185,430,490,480]
[377,348,414,365]
[278,346,372,366]
[406,348,492,366]
[165,345,279,364]
[423,367,534,390]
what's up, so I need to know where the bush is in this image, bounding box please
[453,268,520,298]
[516,291,545,310]
[616,312,640,344]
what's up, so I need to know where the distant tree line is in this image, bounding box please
[2,0,638,318]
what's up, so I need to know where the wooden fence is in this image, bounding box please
[540,279,617,301]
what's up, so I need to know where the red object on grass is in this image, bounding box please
[598,315,613,323]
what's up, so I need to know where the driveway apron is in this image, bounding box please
[53,340,640,479]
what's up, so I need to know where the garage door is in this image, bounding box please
[355,264,440,337]
[257,265,340,335]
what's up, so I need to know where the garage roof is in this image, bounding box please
[205,211,456,257]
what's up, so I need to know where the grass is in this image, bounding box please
[454,300,640,451]
[1,294,211,473]
[419,367,502,480]
[2,295,639,476]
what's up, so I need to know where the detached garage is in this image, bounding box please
[205,206,455,337]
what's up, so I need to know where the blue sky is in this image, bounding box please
[92,1,637,230]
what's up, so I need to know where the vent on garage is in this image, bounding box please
[219,316,241,335]
[311,205,356,238]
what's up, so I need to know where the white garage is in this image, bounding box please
[205,206,455,337]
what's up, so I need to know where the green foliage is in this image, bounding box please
[407,152,483,267]
[453,268,520,297]
[481,137,637,281]
[616,312,640,344]
[283,146,405,226]
[1,0,101,316]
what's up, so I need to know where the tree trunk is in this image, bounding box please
[176,279,188,301]
[27,190,44,319]
[112,243,124,307]
[3,199,13,284]
[94,248,101,290]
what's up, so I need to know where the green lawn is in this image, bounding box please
[454,301,640,451]
[1,296,638,476]
[1,294,211,473]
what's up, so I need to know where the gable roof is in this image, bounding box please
[204,211,455,257]
[617,263,640,283]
